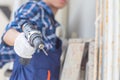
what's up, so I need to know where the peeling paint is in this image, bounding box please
[95,0,120,80]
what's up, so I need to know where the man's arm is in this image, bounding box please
[3,2,40,46]
[3,29,20,46]
[3,28,35,59]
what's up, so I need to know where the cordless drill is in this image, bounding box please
[19,23,48,65]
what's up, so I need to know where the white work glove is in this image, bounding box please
[14,33,36,58]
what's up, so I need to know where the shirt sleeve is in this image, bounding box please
[6,1,41,31]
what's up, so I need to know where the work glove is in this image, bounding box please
[14,33,36,59]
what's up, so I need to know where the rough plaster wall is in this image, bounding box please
[68,0,96,39]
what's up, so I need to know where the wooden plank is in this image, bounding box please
[60,39,85,80]
[87,41,95,80]
[60,39,94,80]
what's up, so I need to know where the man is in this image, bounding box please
[3,0,68,80]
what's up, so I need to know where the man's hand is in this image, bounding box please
[14,33,36,58]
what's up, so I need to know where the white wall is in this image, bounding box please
[0,0,14,38]
[0,10,9,38]
[0,0,29,38]
[68,0,96,39]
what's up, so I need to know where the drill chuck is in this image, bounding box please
[20,23,45,65]
[22,23,43,49]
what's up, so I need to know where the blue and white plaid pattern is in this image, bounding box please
[0,0,60,68]
[0,35,16,68]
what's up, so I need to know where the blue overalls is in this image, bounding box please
[10,38,62,80]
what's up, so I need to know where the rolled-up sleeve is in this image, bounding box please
[6,2,40,31]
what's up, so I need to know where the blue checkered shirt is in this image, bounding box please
[0,0,60,68]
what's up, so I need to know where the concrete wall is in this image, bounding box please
[67,0,96,39]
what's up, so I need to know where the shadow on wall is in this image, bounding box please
[0,6,11,37]
[0,0,29,38]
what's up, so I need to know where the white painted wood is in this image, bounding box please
[60,39,85,80]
